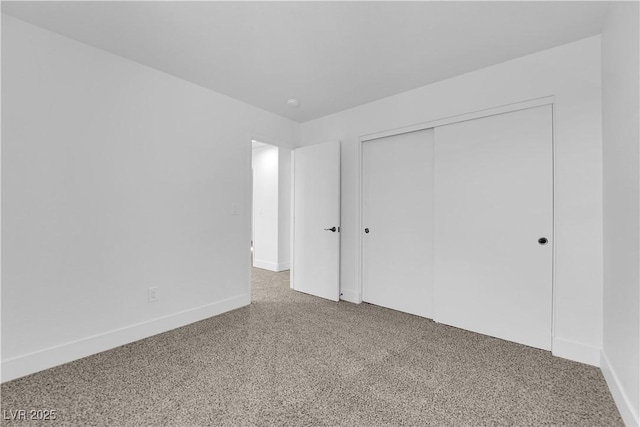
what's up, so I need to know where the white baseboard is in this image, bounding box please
[601,350,639,426]
[253,259,277,270]
[340,289,361,304]
[1,294,250,383]
[277,262,290,271]
[253,259,289,272]
[552,337,601,367]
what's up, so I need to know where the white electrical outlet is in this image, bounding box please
[148,287,159,303]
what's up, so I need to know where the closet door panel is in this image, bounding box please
[362,129,434,318]
[434,105,553,350]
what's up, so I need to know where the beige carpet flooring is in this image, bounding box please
[1,268,623,426]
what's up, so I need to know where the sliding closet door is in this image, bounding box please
[362,129,434,318]
[434,105,553,350]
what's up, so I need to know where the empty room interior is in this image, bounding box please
[1,1,639,426]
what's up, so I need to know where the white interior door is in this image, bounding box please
[362,129,434,317]
[434,105,553,350]
[292,141,340,301]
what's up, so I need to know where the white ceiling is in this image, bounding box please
[2,1,610,123]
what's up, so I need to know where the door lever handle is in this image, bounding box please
[324,227,337,232]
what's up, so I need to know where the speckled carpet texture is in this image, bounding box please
[1,268,623,426]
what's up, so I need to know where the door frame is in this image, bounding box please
[356,95,557,342]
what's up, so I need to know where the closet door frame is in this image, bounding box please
[355,95,556,338]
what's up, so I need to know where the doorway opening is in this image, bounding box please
[250,139,291,294]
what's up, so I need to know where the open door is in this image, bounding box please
[291,141,340,301]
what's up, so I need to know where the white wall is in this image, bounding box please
[301,36,603,366]
[1,15,299,382]
[601,2,640,425]
[252,145,280,270]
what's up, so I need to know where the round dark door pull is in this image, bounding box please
[538,237,548,245]
[364,228,370,234]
